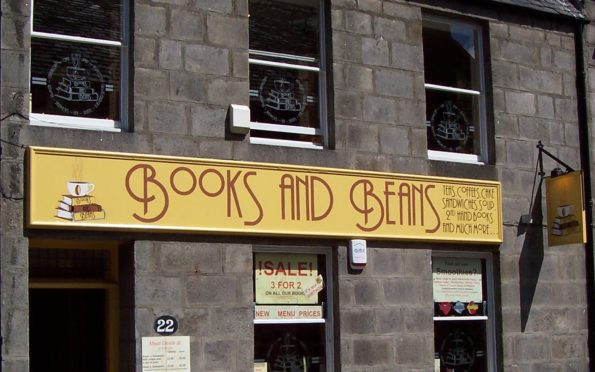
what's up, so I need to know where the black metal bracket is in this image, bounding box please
[537,140,575,178]
[524,142,578,224]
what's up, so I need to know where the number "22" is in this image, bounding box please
[156,318,175,333]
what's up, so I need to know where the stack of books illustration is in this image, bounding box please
[56,194,105,222]
[436,108,466,142]
[264,78,302,112]
[551,204,579,236]
[55,66,100,102]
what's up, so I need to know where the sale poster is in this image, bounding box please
[254,253,321,304]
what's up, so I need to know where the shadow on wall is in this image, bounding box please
[517,187,544,332]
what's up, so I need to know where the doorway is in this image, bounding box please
[29,242,119,372]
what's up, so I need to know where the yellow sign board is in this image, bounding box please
[27,147,503,243]
[545,171,587,246]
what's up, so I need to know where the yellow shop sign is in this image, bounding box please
[27,147,503,243]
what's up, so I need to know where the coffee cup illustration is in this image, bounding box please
[67,181,95,196]
[556,204,573,217]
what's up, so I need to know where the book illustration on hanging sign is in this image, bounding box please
[55,181,106,222]
[551,204,580,236]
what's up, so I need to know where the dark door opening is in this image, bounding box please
[28,243,119,372]
[30,288,107,372]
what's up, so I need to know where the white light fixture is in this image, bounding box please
[229,104,250,134]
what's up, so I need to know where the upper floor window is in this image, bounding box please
[423,15,488,164]
[30,0,128,131]
[249,0,327,149]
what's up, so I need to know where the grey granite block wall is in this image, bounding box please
[0,0,592,370]
[134,241,253,372]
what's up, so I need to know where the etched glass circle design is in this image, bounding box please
[259,74,306,124]
[429,100,474,152]
[47,53,105,116]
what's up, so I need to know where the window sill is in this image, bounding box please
[29,113,121,132]
[249,121,324,150]
[434,316,488,321]
[250,136,324,150]
[229,105,325,149]
[250,122,321,136]
[428,150,484,165]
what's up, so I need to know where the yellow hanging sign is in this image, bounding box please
[545,171,587,246]
[27,146,503,243]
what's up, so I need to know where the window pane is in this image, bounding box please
[249,0,319,59]
[423,19,479,90]
[426,90,480,155]
[30,248,111,280]
[250,65,319,128]
[255,324,326,372]
[433,257,490,371]
[434,320,488,372]
[31,39,121,121]
[33,0,122,41]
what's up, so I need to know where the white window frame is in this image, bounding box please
[29,0,129,132]
[253,245,334,371]
[432,251,497,372]
[423,15,488,164]
[248,0,327,150]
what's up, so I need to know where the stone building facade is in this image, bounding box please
[1,0,593,371]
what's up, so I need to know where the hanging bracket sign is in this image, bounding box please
[545,171,587,246]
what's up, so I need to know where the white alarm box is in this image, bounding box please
[349,239,367,270]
